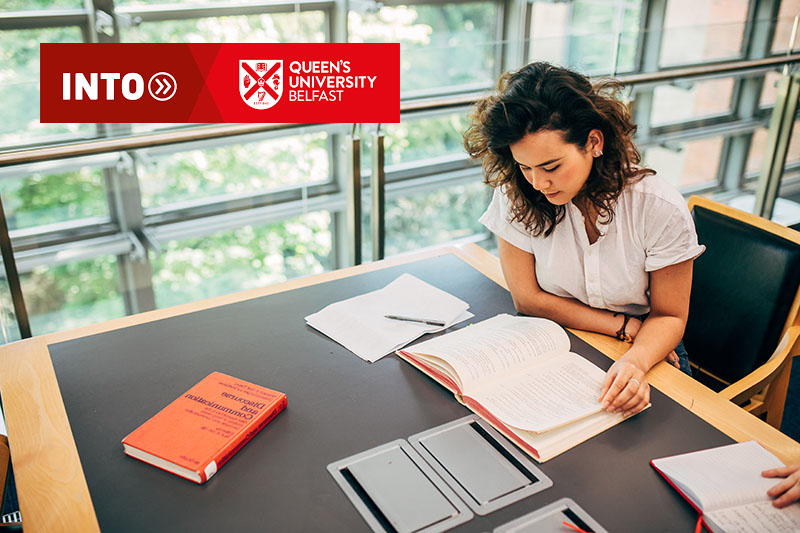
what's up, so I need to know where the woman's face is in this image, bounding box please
[509,129,603,206]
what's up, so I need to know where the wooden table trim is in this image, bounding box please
[0,337,100,533]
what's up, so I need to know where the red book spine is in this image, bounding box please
[396,351,461,395]
[209,396,288,480]
[650,461,712,532]
[463,395,541,460]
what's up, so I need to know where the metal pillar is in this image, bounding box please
[0,195,31,339]
[345,127,362,265]
[370,126,385,261]
[754,72,800,220]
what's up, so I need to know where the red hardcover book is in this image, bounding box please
[122,372,286,484]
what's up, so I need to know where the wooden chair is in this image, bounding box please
[684,196,800,429]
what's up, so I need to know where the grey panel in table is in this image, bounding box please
[493,498,608,533]
[49,253,734,532]
[408,415,552,515]
[328,439,473,533]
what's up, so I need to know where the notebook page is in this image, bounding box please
[651,441,785,511]
[706,501,800,532]
[408,314,570,392]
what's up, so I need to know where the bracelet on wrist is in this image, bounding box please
[614,312,633,343]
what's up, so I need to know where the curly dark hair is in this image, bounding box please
[464,62,654,237]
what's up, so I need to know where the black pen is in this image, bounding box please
[384,314,446,327]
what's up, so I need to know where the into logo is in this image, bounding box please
[148,72,177,101]
[239,60,282,110]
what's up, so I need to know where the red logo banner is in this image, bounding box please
[40,43,400,123]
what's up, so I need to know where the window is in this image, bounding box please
[660,0,749,66]
[384,113,472,168]
[149,210,333,307]
[137,133,331,211]
[0,27,91,147]
[123,12,327,44]
[3,0,798,343]
[349,2,501,96]
[650,78,736,126]
[760,70,793,109]
[21,255,126,335]
[529,0,643,74]
[771,0,800,54]
[385,180,490,255]
[642,137,725,189]
[746,122,800,177]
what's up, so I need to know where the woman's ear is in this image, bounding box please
[587,129,605,156]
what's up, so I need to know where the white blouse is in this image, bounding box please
[479,174,705,316]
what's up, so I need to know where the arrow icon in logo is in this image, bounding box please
[148,72,177,101]
[154,78,171,94]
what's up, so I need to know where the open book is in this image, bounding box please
[651,441,800,532]
[396,314,637,462]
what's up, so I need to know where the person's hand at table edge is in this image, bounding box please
[598,351,650,418]
[764,465,800,508]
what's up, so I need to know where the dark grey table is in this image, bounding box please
[49,253,732,532]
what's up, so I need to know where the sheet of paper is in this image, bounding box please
[706,501,800,533]
[305,273,471,362]
[651,441,786,511]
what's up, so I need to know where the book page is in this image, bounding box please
[651,441,785,511]
[468,351,606,433]
[706,501,800,533]
[408,314,570,392]
[513,409,626,462]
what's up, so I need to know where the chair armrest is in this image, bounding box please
[720,326,800,405]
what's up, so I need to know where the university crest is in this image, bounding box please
[239,60,283,110]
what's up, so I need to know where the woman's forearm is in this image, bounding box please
[513,289,628,339]
[622,314,686,373]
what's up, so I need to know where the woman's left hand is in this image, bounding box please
[599,353,650,417]
[763,465,800,508]
[665,350,680,369]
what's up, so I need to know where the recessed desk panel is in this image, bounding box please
[48,253,733,532]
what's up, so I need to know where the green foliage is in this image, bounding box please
[0,0,81,10]
[0,26,91,146]
[349,2,499,93]
[385,180,490,255]
[140,133,329,208]
[0,167,108,229]
[22,256,124,335]
[123,12,326,43]
[150,211,333,307]
[385,113,470,165]
[567,1,642,74]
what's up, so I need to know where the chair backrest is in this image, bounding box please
[683,197,800,387]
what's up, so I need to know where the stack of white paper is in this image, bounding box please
[305,273,473,362]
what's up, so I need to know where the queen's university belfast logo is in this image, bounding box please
[239,60,283,110]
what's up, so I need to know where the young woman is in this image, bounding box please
[464,62,704,418]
